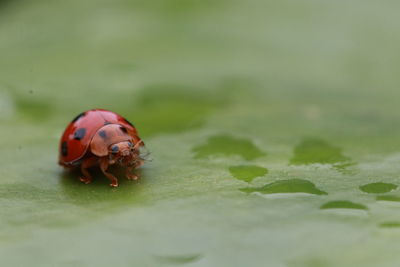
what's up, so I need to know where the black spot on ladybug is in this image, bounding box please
[61,141,68,157]
[73,128,86,140]
[111,145,119,153]
[98,130,107,139]
[104,121,111,125]
[71,112,85,123]
[123,118,134,127]
[120,126,128,134]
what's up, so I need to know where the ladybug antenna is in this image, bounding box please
[139,146,152,162]
[133,140,144,150]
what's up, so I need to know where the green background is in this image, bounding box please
[1,0,400,266]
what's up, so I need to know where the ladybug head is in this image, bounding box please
[110,141,135,157]
[108,140,143,165]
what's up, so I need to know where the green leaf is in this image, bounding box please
[1,0,400,266]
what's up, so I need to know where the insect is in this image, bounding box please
[59,109,145,187]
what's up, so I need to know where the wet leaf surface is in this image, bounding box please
[1,0,400,266]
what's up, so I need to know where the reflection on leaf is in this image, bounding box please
[193,135,265,160]
[229,165,268,183]
[290,138,351,164]
[359,182,397,194]
[376,195,400,202]
[379,222,400,228]
[290,138,356,173]
[240,179,327,195]
[320,201,368,210]
[127,85,226,137]
[154,254,202,264]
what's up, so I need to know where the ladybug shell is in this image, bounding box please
[59,109,142,166]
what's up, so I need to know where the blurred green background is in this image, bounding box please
[1,0,400,266]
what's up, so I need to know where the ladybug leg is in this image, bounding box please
[126,166,139,181]
[100,157,119,187]
[80,157,97,184]
[126,159,144,180]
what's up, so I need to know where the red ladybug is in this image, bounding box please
[59,109,145,187]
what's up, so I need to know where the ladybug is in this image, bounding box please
[59,109,145,187]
